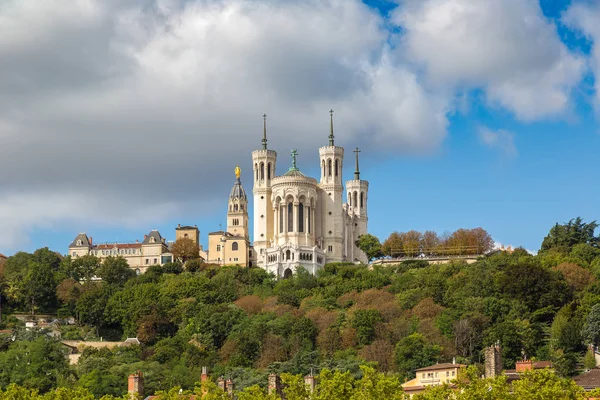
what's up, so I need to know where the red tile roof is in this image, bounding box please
[575,368,600,389]
[93,243,142,250]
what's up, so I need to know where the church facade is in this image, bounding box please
[252,112,369,277]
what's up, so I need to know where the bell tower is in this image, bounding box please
[252,114,277,267]
[227,166,249,239]
[318,110,344,262]
[345,147,369,263]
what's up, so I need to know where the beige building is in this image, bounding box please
[68,230,172,274]
[206,166,254,266]
[402,362,465,397]
[252,112,369,277]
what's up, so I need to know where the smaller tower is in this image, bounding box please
[227,166,249,239]
[345,147,369,263]
[484,342,503,378]
[128,371,144,399]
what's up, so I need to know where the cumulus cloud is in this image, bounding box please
[392,0,586,120]
[478,127,517,157]
[564,1,600,109]
[0,0,591,251]
[0,0,449,251]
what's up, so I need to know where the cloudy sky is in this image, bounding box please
[1,0,599,255]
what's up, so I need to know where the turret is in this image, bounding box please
[345,147,369,263]
[227,166,249,239]
[252,114,277,266]
[318,110,344,262]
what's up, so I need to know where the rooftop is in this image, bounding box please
[574,368,600,389]
[416,363,465,372]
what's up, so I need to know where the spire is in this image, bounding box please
[353,147,361,180]
[329,109,335,146]
[262,113,268,150]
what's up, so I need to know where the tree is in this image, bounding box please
[96,257,135,286]
[21,261,57,314]
[61,255,101,281]
[582,303,600,346]
[171,238,200,263]
[403,230,422,256]
[421,231,440,256]
[355,234,383,262]
[540,217,600,253]
[395,333,441,379]
[553,262,595,291]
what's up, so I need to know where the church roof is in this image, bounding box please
[283,168,306,177]
[143,230,163,245]
[230,177,247,200]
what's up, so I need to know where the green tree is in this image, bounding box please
[356,234,383,262]
[21,261,57,314]
[96,257,135,286]
[540,217,599,253]
[583,303,600,346]
[61,255,101,281]
[395,333,441,379]
[351,309,382,346]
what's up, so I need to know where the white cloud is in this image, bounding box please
[478,127,517,157]
[563,1,600,109]
[0,0,592,251]
[393,0,585,120]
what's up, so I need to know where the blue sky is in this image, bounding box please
[1,0,599,256]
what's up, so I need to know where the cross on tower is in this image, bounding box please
[353,147,361,180]
[290,149,298,170]
[329,109,335,146]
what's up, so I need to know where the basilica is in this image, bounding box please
[250,111,369,277]
[69,112,369,277]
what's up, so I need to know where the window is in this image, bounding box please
[267,163,271,179]
[360,192,364,208]
[353,191,358,209]
[217,245,221,251]
[298,203,304,232]
[150,237,155,243]
[307,206,311,233]
[145,259,149,265]
[249,250,252,257]
[72,252,76,257]
[327,159,332,176]
[153,258,157,264]
[234,257,238,261]
[77,239,82,246]
[446,371,449,377]
[422,374,425,379]
[135,268,141,275]
[260,162,265,180]
[232,242,239,251]
[287,202,293,232]
[286,250,291,260]
[255,163,258,180]
[328,245,333,252]
[335,159,339,176]
[452,371,455,377]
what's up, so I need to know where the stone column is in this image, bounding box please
[293,201,299,234]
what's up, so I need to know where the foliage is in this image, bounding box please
[355,234,383,262]
[541,217,599,253]
[171,238,201,263]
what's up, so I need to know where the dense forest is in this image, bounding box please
[0,217,599,398]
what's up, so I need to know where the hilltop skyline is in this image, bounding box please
[1,0,600,255]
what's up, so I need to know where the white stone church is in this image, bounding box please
[252,111,369,277]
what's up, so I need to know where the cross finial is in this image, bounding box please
[290,149,298,170]
[353,147,361,180]
[262,113,268,150]
[329,109,335,146]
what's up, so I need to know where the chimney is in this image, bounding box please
[304,371,316,393]
[226,378,234,397]
[452,357,456,365]
[201,366,208,382]
[217,376,225,391]
[178,224,181,228]
[268,374,283,397]
[89,237,93,246]
[144,235,147,240]
[516,360,533,373]
[128,371,143,399]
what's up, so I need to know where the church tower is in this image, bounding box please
[345,147,369,263]
[227,166,249,239]
[252,114,277,267]
[318,110,345,262]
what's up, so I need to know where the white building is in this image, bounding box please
[252,111,369,277]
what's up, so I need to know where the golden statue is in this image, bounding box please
[235,165,241,179]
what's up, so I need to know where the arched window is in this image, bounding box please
[255,163,258,180]
[267,163,271,180]
[307,206,311,233]
[353,191,358,208]
[328,159,332,177]
[184,233,188,238]
[234,204,239,211]
[335,159,339,177]
[286,250,291,260]
[298,203,304,233]
[287,202,293,232]
[232,242,239,251]
[360,192,364,208]
[280,205,284,233]
[260,162,265,180]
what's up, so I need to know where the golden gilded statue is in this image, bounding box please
[235,165,241,179]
